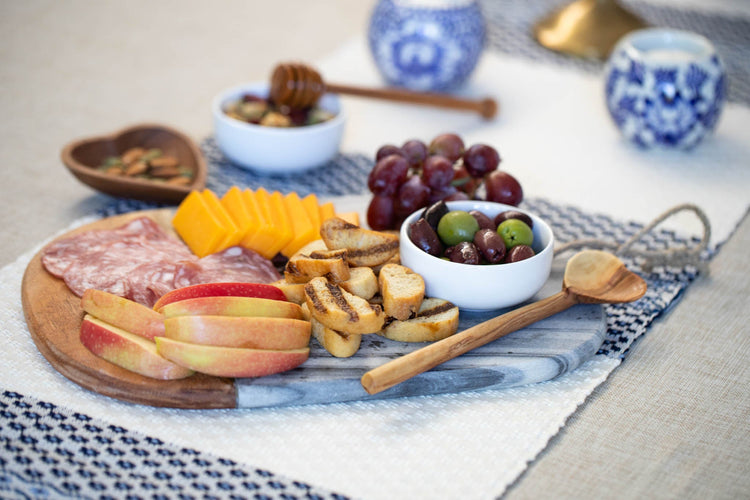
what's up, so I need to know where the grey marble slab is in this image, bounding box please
[235,276,607,409]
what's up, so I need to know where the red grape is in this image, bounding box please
[367,154,409,196]
[463,144,500,178]
[428,133,464,163]
[421,155,454,189]
[401,139,428,167]
[484,170,523,206]
[375,144,405,162]
[394,175,430,216]
[443,189,470,202]
[367,194,396,230]
[451,164,480,198]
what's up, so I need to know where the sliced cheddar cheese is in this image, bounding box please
[240,189,279,259]
[336,211,360,226]
[220,186,252,242]
[202,189,243,252]
[266,189,294,254]
[172,191,227,258]
[319,201,336,225]
[281,192,317,257]
[301,193,321,231]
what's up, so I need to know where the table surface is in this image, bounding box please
[2,1,749,499]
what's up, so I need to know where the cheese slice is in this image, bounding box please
[265,189,294,255]
[172,190,226,258]
[220,186,252,242]
[240,189,279,259]
[336,211,360,226]
[318,201,336,228]
[281,192,317,257]
[301,193,321,232]
[202,189,242,251]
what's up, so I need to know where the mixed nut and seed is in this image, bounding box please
[97,148,194,185]
[224,93,335,127]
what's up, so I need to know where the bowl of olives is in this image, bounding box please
[400,200,554,311]
[212,82,345,173]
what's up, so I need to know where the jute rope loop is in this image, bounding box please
[554,203,711,274]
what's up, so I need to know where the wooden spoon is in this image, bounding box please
[269,62,498,119]
[361,250,647,395]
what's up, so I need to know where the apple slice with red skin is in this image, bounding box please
[155,337,309,378]
[80,315,194,380]
[164,315,311,349]
[159,296,303,320]
[153,282,287,311]
[81,289,165,341]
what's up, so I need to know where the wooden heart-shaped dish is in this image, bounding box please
[61,123,207,204]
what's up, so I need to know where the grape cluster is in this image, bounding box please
[366,133,523,230]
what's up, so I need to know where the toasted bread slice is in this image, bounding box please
[311,318,362,358]
[371,251,401,275]
[340,266,379,300]
[301,303,362,358]
[304,277,384,335]
[320,217,399,267]
[271,278,306,304]
[379,298,459,342]
[284,248,350,284]
[378,263,425,321]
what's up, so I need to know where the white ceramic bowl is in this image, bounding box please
[399,200,554,311]
[212,82,345,173]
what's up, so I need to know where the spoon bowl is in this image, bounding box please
[361,250,647,395]
[564,249,648,303]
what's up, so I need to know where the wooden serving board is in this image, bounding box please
[21,210,606,409]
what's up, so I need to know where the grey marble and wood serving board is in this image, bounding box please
[23,209,605,410]
[236,276,607,409]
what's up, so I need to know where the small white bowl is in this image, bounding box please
[212,82,345,173]
[399,200,554,311]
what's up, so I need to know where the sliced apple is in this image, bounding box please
[164,315,311,349]
[81,289,165,341]
[153,282,287,311]
[80,315,194,380]
[159,296,303,319]
[155,337,309,378]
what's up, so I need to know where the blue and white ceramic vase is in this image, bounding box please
[368,0,486,92]
[605,28,726,149]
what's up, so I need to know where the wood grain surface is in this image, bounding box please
[21,210,236,409]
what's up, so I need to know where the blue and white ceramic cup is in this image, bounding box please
[368,0,485,92]
[605,28,726,149]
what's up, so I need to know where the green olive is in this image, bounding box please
[437,210,480,246]
[497,219,533,249]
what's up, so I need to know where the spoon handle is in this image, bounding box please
[325,83,498,119]
[361,291,576,395]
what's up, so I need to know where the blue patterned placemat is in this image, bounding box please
[0,390,349,500]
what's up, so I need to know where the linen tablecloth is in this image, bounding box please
[3,1,750,499]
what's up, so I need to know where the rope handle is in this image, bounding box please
[554,203,711,273]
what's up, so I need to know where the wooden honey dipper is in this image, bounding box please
[269,62,498,119]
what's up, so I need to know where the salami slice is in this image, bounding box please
[42,216,281,307]
[174,246,281,289]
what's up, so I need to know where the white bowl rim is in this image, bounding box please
[617,28,717,65]
[211,81,346,135]
[399,200,555,268]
